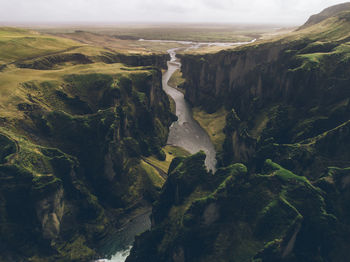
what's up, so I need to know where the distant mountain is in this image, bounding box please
[299,2,350,29]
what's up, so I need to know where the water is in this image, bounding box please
[139,38,256,48]
[96,211,151,262]
[163,48,217,172]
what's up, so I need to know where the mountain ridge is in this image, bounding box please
[299,2,350,29]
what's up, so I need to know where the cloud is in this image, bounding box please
[0,0,348,25]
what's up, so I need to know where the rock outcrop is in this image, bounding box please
[127,154,350,262]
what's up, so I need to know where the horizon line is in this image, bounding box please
[0,21,300,28]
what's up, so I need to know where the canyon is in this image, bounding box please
[0,2,350,262]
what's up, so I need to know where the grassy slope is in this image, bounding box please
[0,63,148,119]
[0,27,80,65]
[0,27,191,187]
[193,107,228,151]
[167,69,185,89]
[145,145,191,174]
[0,27,151,183]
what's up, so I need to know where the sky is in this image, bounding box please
[0,0,348,25]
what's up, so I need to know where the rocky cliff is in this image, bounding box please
[0,33,174,260]
[180,6,350,175]
[100,52,170,69]
[127,153,350,262]
[16,52,169,70]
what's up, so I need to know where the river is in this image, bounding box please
[163,48,217,172]
[96,39,255,261]
[95,211,151,262]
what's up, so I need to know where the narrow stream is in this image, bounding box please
[96,39,256,262]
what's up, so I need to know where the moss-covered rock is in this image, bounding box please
[0,65,173,261]
[127,157,345,262]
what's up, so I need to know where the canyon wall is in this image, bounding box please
[180,35,350,175]
[127,6,350,262]
[0,66,174,261]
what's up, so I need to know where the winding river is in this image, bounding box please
[97,39,256,262]
[164,48,217,172]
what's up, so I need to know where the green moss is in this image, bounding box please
[118,76,132,95]
[32,175,62,193]
[192,107,228,151]
[54,236,96,261]
[145,145,190,174]
[168,95,176,114]
[123,137,141,157]
[255,197,302,240]
[214,163,248,194]
[0,26,175,262]
[154,118,168,144]
[264,159,310,184]
[130,72,152,93]
[63,73,114,110]
[167,69,185,89]
[156,149,166,161]
[0,28,79,63]
[0,134,16,164]
[140,160,165,189]
[128,149,341,262]
[135,91,146,103]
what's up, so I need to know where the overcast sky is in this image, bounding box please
[0,0,348,25]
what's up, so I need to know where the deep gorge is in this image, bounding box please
[126,5,350,262]
[0,52,175,261]
[1,3,350,262]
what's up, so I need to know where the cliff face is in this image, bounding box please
[101,53,170,69]
[180,11,350,175]
[16,52,169,70]
[181,42,285,113]
[181,39,349,118]
[0,65,174,261]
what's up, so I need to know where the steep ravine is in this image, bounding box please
[126,5,350,262]
[164,48,217,172]
[180,25,350,172]
[0,60,174,261]
[98,46,219,261]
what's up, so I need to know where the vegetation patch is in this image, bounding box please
[193,107,228,151]
[167,69,185,90]
[140,160,165,189]
[145,145,190,174]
